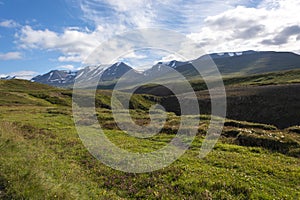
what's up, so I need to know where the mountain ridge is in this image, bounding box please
[29,50,300,87]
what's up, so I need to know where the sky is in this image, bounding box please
[0,0,300,79]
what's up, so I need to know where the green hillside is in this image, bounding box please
[129,70,300,129]
[213,51,300,75]
[0,79,299,199]
[134,68,300,95]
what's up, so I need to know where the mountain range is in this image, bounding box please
[31,62,137,87]
[17,50,300,87]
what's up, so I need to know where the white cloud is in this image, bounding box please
[79,0,155,30]
[17,25,105,63]
[158,54,185,63]
[0,71,38,80]
[13,0,300,68]
[0,52,22,60]
[58,55,83,62]
[187,0,300,54]
[13,0,250,67]
[122,52,147,60]
[77,0,253,33]
[56,64,76,70]
[0,19,18,28]
[258,0,281,9]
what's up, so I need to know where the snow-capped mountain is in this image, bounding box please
[144,50,300,77]
[31,50,300,88]
[31,62,141,87]
[0,75,16,80]
[31,70,76,86]
[161,60,189,68]
[101,62,135,81]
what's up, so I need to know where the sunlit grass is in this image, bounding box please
[0,104,299,199]
[0,79,300,199]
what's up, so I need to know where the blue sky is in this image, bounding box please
[0,0,300,79]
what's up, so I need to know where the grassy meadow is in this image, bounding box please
[0,79,300,199]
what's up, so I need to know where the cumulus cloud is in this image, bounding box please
[262,25,300,45]
[58,55,83,62]
[17,25,104,63]
[188,0,300,53]
[13,0,300,67]
[56,64,76,70]
[0,19,18,28]
[235,25,266,39]
[158,54,185,63]
[0,52,22,60]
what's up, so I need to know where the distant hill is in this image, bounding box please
[132,69,300,128]
[212,50,300,75]
[159,83,300,129]
[0,79,55,91]
[145,50,300,77]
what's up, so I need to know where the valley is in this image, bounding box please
[0,71,300,199]
[2,0,300,199]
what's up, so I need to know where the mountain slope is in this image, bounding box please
[31,51,300,88]
[32,62,141,87]
[145,50,300,78]
[213,51,300,75]
[133,69,300,128]
[31,70,76,86]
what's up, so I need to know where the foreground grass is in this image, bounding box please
[0,105,299,199]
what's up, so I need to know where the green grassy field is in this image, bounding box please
[133,69,300,95]
[0,79,300,199]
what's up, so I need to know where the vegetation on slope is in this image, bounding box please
[0,79,300,199]
[135,69,300,95]
[131,70,300,129]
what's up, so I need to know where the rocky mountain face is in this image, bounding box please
[31,51,300,87]
[31,62,140,87]
[31,70,76,86]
